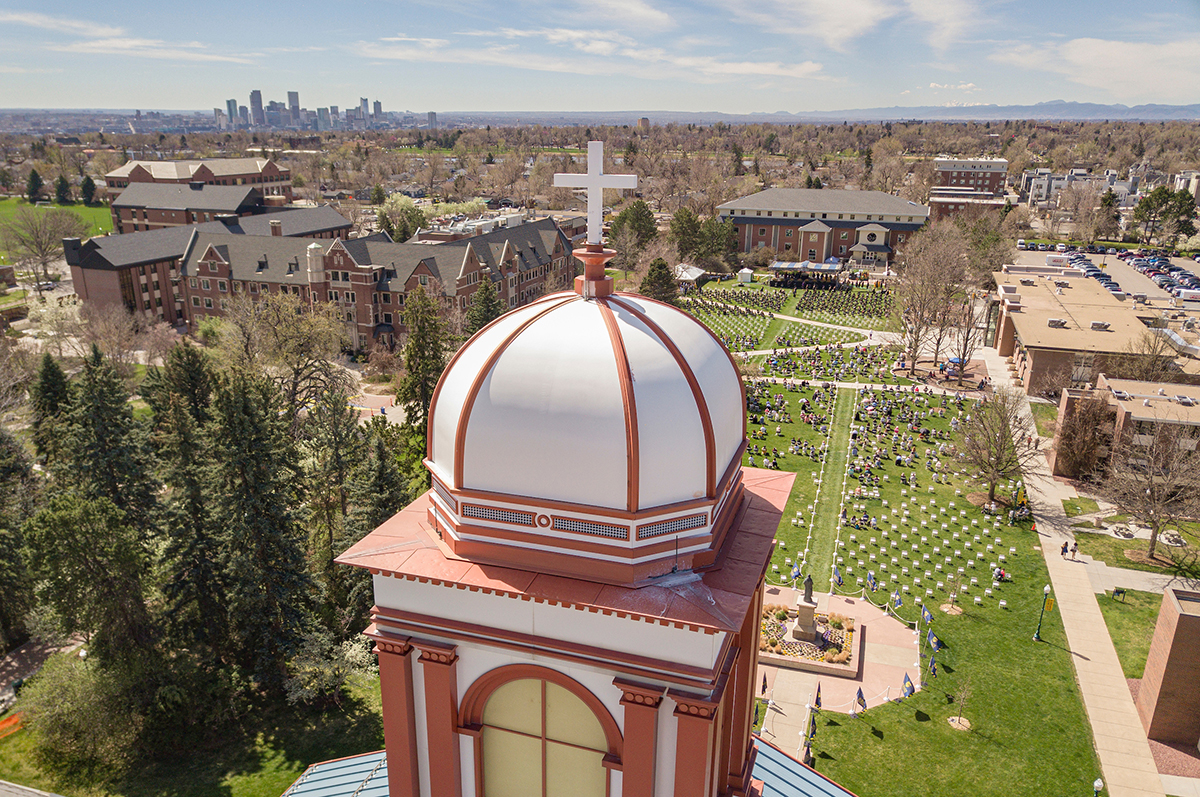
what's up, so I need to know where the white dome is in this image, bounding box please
[428,292,744,512]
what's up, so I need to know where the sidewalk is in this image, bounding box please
[979,345,1166,797]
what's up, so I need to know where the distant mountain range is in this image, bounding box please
[443,101,1200,126]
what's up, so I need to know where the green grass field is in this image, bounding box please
[747,382,1103,796]
[1062,497,1099,518]
[1073,529,1190,574]
[684,303,864,352]
[0,677,383,797]
[0,198,112,242]
[1030,402,1059,439]
[1096,589,1162,679]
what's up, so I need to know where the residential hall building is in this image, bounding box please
[66,213,574,350]
[105,157,293,200]
[716,189,929,265]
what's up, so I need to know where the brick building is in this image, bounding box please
[178,217,575,350]
[65,206,352,326]
[717,188,928,266]
[110,182,267,233]
[932,157,1009,195]
[105,157,292,200]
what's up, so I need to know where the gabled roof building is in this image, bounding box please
[717,189,928,266]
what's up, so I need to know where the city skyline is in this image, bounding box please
[1,0,1199,113]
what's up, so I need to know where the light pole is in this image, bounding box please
[1093,777,1104,796]
[1034,584,1052,642]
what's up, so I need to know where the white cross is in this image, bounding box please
[554,140,638,246]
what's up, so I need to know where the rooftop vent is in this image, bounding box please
[1091,321,1111,331]
[1020,278,1036,286]
[1112,390,1131,401]
[1176,395,1196,407]
[1047,318,1068,328]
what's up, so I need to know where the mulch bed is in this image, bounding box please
[1128,679,1200,778]
[1122,549,1176,569]
[965,492,1013,509]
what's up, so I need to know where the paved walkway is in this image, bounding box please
[1082,556,1200,596]
[755,588,926,758]
[979,345,1167,797]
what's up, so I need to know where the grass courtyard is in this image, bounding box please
[749,378,1104,796]
[684,303,865,351]
[1096,589,1162,680]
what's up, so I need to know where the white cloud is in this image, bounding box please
[0,64,61,74]
[379,35,450,48]
[569,0,674,30]
[721,0,898,52]
[904,0,975,48]
[929,81,979,91]
[50,38,255,64]
[358,35,824,83]
[491,27,636,56]
[990,38,1200,104]
[0,11,123,38]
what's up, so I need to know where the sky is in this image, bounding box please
[2,0,1199,113]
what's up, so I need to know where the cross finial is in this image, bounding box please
[554,141,638,246]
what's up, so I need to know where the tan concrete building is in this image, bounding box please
[106,158,292,200]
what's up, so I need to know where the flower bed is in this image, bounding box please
[759,606,854,664]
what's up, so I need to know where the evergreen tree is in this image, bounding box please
[302,389,364,623]
[156,397,225,656]
[638,257,679,306]
[0,428,34,651]
[54,175,71,204]
[371,184,386,205]
[463,275,504,336]
[609,200,657,249]
[397,285,447,432]
[669,207,702,261]
[80,175,96,205]
[210,372,311,692]
[59,346,157,536]
[24,494,154,666]
[25,168,43,204]
[29,352,72,463]
[144,341,215,428]
[698,217,738,267]
[340,432,410,633]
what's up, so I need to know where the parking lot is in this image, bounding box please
[1012,248,1200,302]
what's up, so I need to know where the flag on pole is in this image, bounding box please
[762,673,768,695]
[927,630,941,651]
[814,682,822,711]
[790,563,801,581]
[902,672,916,698]
[892,589,903,609]
[833,565,843,586]
[922,604,934,626]
[867,571,877,592]
[855,688,868,712]
[929,655,938,677]
[808,712,818,740]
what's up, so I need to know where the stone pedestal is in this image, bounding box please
[790,599,819,642]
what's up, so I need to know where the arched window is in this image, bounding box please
[460,665,623,797]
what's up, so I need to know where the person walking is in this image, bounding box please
[1061,541,1069,557]
[1070,542,1078,560]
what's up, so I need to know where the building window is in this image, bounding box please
[208,262,218,273]
[261,283,269,293]
[218,280,227,292]
[382,293,390,304]
[189,278,197,289]
[383,313,392,324]
[329,291,339,301]
[469,667,616,785]
[250,283,258,293]
[808,249,817,261]
[191,296,201,307]
[839,246,846,254]
[204,297,213,309]
[785,229,793,237]
[202,279,211,291]
[342,271,350,282]
[840,231,848,240]
[758,229,766,236]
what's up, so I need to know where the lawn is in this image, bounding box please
[684,303,864,352]
[746,380,1104,796]
[1096,589,1163,679]
[1029,402,1058,439]
[0,198,112,241]
[0,677,384,797]
[1062,497,1100,518]
[1073,529,1178,574]
[0,289,29,308]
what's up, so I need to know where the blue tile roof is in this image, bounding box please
[752,735,858,797]
[281,751,388,797]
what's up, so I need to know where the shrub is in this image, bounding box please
[775,609,789,621]
[196,316,223,346]
[823,650,836,662]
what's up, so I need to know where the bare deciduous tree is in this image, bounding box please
[894,221,967,376]
[1101,419,1200,559]
[0,207,89,297]
[958,386,1042,501]
[1052,396,1112,478]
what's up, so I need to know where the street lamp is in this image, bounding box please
[1093,777,1104,796]
[1034,584,1052,642]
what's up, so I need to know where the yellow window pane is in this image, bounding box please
[544,682,607,751]
[546,741,606,797]
[482,727,542,797]
[483,678,542,736]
